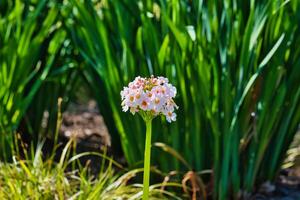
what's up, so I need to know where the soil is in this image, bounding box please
[58,100,123,174]
[247,132,300,200]
[250,168,300,200]
[60,100,111,150]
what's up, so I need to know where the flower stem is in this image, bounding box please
[143,119,152,200]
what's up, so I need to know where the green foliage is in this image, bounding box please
[25,38,82,143]
[0,138,182,200]
[67,0,300,199]
[0,0,66,159]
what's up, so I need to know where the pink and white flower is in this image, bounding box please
[120,76,178,122]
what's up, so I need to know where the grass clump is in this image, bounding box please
[0,138,183,200]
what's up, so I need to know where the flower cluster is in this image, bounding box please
[121,76,178,122]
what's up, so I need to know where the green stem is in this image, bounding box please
[143,119,152,200]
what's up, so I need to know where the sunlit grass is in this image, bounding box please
[0,138,183,200]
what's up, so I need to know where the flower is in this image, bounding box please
[121,76,178,122]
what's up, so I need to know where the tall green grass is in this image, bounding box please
[24,41,82,144]
[0,0,66,159]
[68,0,300,198]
